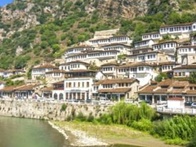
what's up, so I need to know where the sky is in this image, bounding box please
[0,0,13,6]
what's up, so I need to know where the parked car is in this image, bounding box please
[191,102,196,108]
[184,101,193,107]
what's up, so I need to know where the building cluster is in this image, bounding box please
[1,23,196,104]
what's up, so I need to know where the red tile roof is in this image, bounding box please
[98,88,131,93]
[95,78,138,85]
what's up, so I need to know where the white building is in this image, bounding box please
[31,64,58,80]
[93,78,139,100]
[134,39,155,48]
[59,61,89,71]
[101,43,131,55]
[159,22,196,39]
[65,45,94,57]
[152,41,178,52]
[142,32,161,41]
[64,78,93,100]
[173,64,196,78]
[117,62,158,86]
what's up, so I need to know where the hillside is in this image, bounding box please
[0,0,196,69]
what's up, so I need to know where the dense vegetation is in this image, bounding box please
[65,102,196,146]
[0,0,196,69]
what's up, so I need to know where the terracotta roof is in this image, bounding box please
[127,51,160,56]
[174,65,196,70]
[152,41,177,45]
[98,88,131,93]
[118,62,152,68]
[158,62,178,66]
[0,86,16,92]
[95,78,138,85]
[101,62,119,66]
[15,85,35,91]
[65,69,97,73]
[101,43,131,48]
[168,97,184,101]
[138,85,157,94]
[66,45,94,51]
[153,88,168,94]
[171,81,189,87]
[186,90,196,94]
[60,61,89,66]
[176,45,196,49]
[158,79,173,86]
[160,22,193,28]
[142,32,160,35]
[53,81,64,85]
[41,87,53,92]
[33,64,58,69]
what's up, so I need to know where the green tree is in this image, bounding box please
[189,72,196,84]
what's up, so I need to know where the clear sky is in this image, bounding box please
[0,0,13,6]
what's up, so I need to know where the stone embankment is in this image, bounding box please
[0,99,109,120]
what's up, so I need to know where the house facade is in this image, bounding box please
[93,78,139,101]
[31,64,58,80]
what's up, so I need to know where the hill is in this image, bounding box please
[0,0,195,69]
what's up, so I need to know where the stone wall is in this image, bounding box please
[0,100,109,120]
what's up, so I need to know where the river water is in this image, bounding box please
[0,117,70,147]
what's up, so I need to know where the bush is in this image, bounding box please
[132,118,153,132]
[60,104,67,111]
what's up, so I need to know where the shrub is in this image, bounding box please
[132,118,153,132]
[60,104,67,111]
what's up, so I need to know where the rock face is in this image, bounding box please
[0,100,109,120]
[86,0,148,19]
[0,0,149,40]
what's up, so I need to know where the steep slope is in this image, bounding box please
[0,0,195,69]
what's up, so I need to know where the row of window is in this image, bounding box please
[153,43,176,49]
[179,48,193,53]
[102,83,130,88]
[142,34,160,39]
[65,82,90,88]
[160,26,192,32]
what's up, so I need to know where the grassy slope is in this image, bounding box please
[53,120,181,147]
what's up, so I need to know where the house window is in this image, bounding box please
[87,82,89,87]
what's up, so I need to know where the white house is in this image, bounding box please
[64,77,94,100]
[65,45,94,57]
[142,32,161,41]
[167,97,185,109]
[177,45,196,65]
[101,43,131,55]
[52,81,64,100]
[31,64,58,80]
[117,62,158,86]
[134,39,155,48]
[45,70,65,84]
[59,61,89,71]
[159,22,196,39]
[173,64,196,78]
[152,41,178,52]
[93,78,139,101]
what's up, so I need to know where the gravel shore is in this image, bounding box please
[48,121,108,147]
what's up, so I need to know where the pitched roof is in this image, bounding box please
[15,85,36,91]
[168,97,184,101]
[33,64,58,69]
[60,60,89,66]
[95,78,138,85]
[45,69,66,74]
[98,88,132,93]
[160,22,193,28]
[118,62,152,68]
[173,64,196,70]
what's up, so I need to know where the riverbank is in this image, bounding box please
[53,120,181,147]
[49,121,108,146]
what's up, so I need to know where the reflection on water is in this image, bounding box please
[0,117,69,147]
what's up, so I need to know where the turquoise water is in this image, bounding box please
[0,117,69,147]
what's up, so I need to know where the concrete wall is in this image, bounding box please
[0,100,109,121]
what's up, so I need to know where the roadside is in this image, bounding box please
[52,121,182,147]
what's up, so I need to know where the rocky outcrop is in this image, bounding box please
[0,99,109,120]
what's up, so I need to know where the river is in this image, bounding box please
[0,117,70,147]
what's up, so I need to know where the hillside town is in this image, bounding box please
[1,22,196,109]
